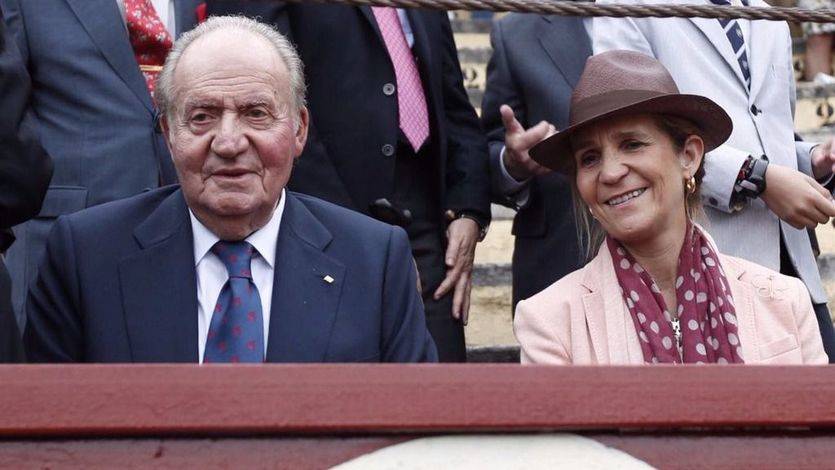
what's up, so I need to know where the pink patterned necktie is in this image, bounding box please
[371,7,430,152]
[124,0,174,96]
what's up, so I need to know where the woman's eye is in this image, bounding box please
[579,153,599,167]
[624,140,646,151]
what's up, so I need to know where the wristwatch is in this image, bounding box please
[731,155,769,211]
[445,210,489,241]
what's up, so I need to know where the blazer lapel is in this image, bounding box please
[688,16,749,92]
[65,0,154,113]
[119,190,199,362]
[538,16,591,88]
[174,0,203,36]
[723,258,758,362]
[265,194,346,362]
[580,248,632,363]
[358,6,385,46]
[746,14,780,100]
[581,247,646,364]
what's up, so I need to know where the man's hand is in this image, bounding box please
[761,165,835,229]
[433,217,479,324]
[500,104,554,181]
[811,136,835,180]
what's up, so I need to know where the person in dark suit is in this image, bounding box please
[0,10,52,363]
[24,16,437,363]
[0,0,204,328]
[207,1,491,362]
[480,14,592,309]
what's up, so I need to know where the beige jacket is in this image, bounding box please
[514,243,827,365]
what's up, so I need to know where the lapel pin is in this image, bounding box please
[323,275,335,284]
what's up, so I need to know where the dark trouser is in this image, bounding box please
[780,236,835,363]
[0,253,24,363]
[391,141,466,362]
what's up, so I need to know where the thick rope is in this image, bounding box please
[275,0,835,22]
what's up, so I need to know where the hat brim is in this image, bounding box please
[529,94,733,175]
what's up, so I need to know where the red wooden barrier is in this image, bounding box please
[0,365,833,468]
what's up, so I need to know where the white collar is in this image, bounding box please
[189,189,286,269]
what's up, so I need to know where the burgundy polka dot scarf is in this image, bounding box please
[607,224,744,364]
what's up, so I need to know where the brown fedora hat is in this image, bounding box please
[530,50,732,174]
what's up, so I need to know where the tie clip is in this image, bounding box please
[139,65,163,73]
[323,275,335,284]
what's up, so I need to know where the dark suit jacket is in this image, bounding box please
[1,0,202,323]
[207,1,490,224]
[24,187,438,363]
[0,10,51,362]
[480,14,591,308]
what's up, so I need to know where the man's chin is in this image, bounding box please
[203,195,260,218]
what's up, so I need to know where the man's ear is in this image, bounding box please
[680,134,705,177]
[294,106,309,158]
[159,113,172,145]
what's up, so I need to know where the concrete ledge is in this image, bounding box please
[466,345,520,363]
[473,263,512,286]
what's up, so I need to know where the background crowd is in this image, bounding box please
[1,0,834,364]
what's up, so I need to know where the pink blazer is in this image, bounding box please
[514,243,827,365]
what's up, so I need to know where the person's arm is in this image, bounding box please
[514,297,571,364]
[0,4,52,230]
[381,226,438,362]
[481,19,539,208]
[24,216,83,362]
[430,13,490,322]
[437,13,491,226]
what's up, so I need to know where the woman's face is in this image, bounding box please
[572,114,702,246]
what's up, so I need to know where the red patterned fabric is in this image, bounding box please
[371,7,430,152]
[125,0,174,96]
[196,2,207,24]
[607,224,744,364]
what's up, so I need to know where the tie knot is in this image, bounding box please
[211,241,255,279]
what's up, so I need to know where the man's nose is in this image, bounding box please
[211,113,248,158]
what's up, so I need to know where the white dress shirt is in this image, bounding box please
[116,0,176,36]
[189,190,286,362]
[396,9,415,48]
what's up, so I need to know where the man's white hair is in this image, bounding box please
[155,15,306,119]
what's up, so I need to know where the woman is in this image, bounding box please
[514,50,827,365]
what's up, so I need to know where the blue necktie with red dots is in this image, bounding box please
[203,241,265,363]
[710,0,751,90]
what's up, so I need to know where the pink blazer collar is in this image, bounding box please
[578,233,752,364]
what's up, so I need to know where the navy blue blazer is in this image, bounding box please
[481,14,591,308]
[24,187,438,363]
[1,0,201,324]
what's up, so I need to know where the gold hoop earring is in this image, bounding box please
[685,176,696,195]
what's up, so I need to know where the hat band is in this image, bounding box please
[570,89,673,126]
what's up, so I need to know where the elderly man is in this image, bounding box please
[208,1,491,362]
[23,16,437,363]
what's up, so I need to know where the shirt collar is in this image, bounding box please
[189,189,286,269]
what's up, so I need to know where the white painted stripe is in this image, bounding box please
[333,434,654,469]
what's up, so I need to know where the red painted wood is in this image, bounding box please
[0,437,407,469]
[2,434,834,468]
[593,433,835,469]
[1,365,833,437]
